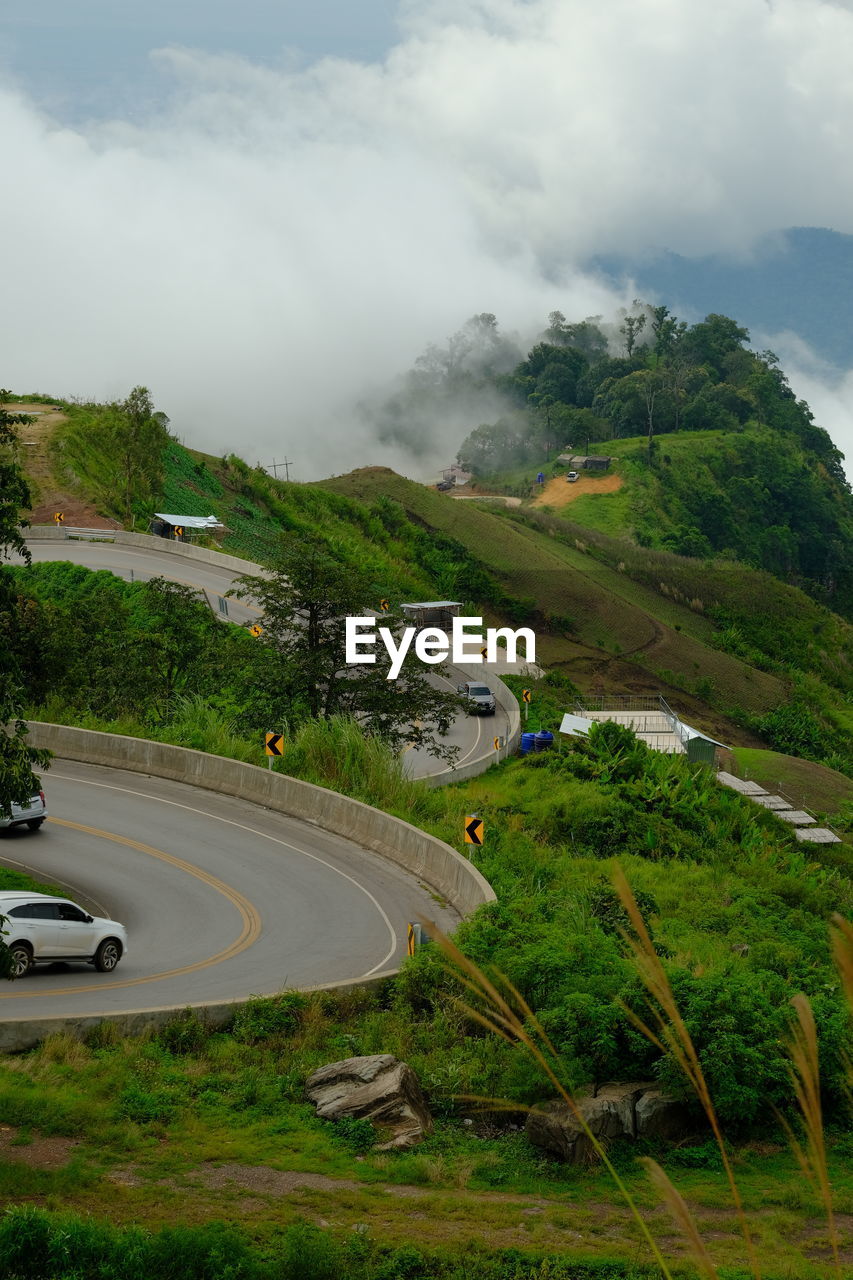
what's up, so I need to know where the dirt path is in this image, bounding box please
[450,493,522,507]
[9,401,118,528]
[1,1126,848,1270]
[532,472,623,508]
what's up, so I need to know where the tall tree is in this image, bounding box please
[0,395,51,836]
[620,308,647,358]
[0,392,33,566]
[230,539,461,758]
[106,386,171,526]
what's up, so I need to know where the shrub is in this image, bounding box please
[660,969,793,1130]
[158,1008,211,1056]
[325,1115,376,1153]
[117,1083,176,1125]
[230,991,308,1044]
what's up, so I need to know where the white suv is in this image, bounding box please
[0,791,47,832]
[0,893,128,977]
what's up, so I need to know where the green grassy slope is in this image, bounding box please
[730,748,853,819]
[17,409,852,763]
[519,428,853,615]
[322,468,852,753]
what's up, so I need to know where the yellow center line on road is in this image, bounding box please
[45,773,399,978]
[0,817,262,998]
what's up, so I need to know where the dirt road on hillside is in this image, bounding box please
[9,402,119,528]
[532,472,623,508]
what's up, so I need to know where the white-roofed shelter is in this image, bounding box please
[150,513,225,541]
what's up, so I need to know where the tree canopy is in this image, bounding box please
[230,538,462,758]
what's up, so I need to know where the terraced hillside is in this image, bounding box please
[13,402,852,767]
[323,468,852,756]
[478,426,853,620]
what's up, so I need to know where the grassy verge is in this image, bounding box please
[0,1005,849,1278]
[0,866,62,896]
[6,705,852,1276]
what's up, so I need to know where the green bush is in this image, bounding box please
[117,1083,176,1125]
[158,1008,212,1056]
[660,969,793,1130]
[230,991,308,1045]
[325,1115,377,1153]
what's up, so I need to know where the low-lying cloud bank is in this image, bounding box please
[2,0,852,477]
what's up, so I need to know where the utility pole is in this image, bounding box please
[263,457,292,481]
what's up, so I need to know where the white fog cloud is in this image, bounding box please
[2,0,852,477]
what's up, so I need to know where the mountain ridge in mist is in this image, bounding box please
[592,227,853,370]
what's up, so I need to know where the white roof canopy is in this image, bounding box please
[154,513,224,529]
[401,601,463,609]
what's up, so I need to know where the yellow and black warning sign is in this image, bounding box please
[493,736,503,752]
[53,511,65,525]
[379,598,390,612]
[522,688,532,704]
[464,815,484,846]
[265,732,284,757]
[480,645,488,659]
[249,623,264,637]
[174,525,184,538]
[407,922,416,956]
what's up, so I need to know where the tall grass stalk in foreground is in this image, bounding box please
[780,995,842,1278]
[611,865,761,1280]
[427,925,677,1280]
[428,876,852,1278]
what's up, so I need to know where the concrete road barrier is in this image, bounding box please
[26,525,262,577]
[0,973,394,1055]
[25,723,495,917]
[0,725,497,1052]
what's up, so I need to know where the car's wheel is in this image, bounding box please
[26,818,45,831]
[9,943,33,978]
[94,938,122,972]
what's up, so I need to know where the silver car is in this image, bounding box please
[0,892,128,977]
[457,681,497,715]
[0,790,47,832]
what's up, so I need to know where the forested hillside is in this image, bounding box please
[447,309,851,616]
[17,390,851,774]
[3,379,853,1277]
[362,305,852,616]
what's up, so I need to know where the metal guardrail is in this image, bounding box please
[658,695,690,749]
[575,694,662,713]
[61,527,117,541]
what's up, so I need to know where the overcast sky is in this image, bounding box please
[2,0,852,478]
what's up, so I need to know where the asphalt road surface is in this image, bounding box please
[18,538,513,780]
[17,538,258,625]
[0,761,460,1019]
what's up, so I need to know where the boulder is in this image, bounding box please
[305,1054,433,1150]
[526,1081,683,1164]
[525,1098,592,1164]
[635,1087,690,1140]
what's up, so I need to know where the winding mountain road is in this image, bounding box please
[15,534,514,780]
[0,760,459,1020]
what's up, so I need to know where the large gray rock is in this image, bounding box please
[635,1087,690,1139]
[526,1081,685,1164]
[305,1054,433,1150]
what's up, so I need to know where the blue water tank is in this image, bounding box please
[520,732,537,755]
[534,730,554,752]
